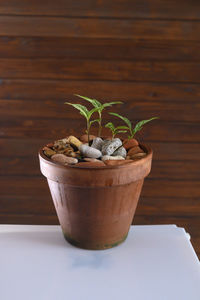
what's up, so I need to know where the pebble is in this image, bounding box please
[123,138,138,150]
[84,158,100,162]
[46,142,54,148]
[80,144,102,159]
[128,146,144,156]
[62,146,76,157]
[43,147,56,157]
[91,137,104,150]
[112,146,127,158]
[80,134,96,143]
[51,154,78,165]
[101,138,122,156]
[53,139,68,150]
[67,136,82,149]
[104,159,133,166]
[76,161,105,167]
[101,155,125,161]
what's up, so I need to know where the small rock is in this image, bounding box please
[91,137,104,150]
[43,147,56,157]
[112,146,127,158]
[62,146,76,157]
[80,144,102,159]
[46,142,54,148]
[101,138,122,156]
[80,134,96,143]
[101,155,125,161]
[67,136,82,149]
[130,152,147,160]
[128,146,144,156]
[84,158,100,162]
[76,161,105,167]
[104,159,133,166]
[53,139,68,150]
[51,154,78,165]
[123,138,138,150]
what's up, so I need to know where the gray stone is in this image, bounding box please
[91,137,104,150]
[51,154,78,165]
[80,144,102,159]
[112,146,127,158]
[101,155,125,161]
[101,138,122,156]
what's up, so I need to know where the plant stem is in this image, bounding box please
[98,112,102,137]
[87,120,90,143]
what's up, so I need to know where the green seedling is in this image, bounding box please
[109,112,158,140]
[74,94,123,137]
[105,122,128,139]
[64,102,99,143]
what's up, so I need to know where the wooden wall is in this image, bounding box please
[0,1,200,256]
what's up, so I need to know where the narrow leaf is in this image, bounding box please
[64,102,89,119]
[105,122,115,131]
[88,107,99,119]
[109,112,132,130]
[102,101,123,109]
[90,118,100,125]
[74,94,101,108]
[132,117,159,136]
[115,125,129,130]
[117,130,128,133]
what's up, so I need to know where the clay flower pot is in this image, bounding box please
[39,144,152,250]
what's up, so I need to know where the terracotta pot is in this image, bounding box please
[39,144,152,250]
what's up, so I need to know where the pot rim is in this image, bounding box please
[38,143,153,171]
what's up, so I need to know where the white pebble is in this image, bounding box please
[80,144,102,159]
[101,138,122,156]
[101,155,125,161]
[91,137,104,150]
[51,154,78,165]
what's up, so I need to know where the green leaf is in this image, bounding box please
[105,122,115,131]
[88,107,99,119]
[64,102,89,119]
[109,112,132,130]
[115,125,129,130]
[74,94,101,108]
[90,118,100,125]
[117,130,128,133]
[132,117,159,136]
[102,101,123,109]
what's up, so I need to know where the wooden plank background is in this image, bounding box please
[0,0,200,256]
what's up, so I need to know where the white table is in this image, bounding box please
[0,224,200,300]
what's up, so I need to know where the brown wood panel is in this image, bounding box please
[1,139,198,161]
[0,80,199,102]
[1,176,200,199]
[0,117,199,142]
[0,16,200,40]
[1,59,200,83]
[0,0,200,20]
[1,37,200,61]
[0,195,54,215]
[0,99,199,122]
[137,197,200,217]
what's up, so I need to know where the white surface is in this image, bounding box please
[0,224,200,300]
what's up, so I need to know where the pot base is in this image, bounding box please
[63,232,129,250]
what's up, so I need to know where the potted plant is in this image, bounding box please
[39,95,158,250]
